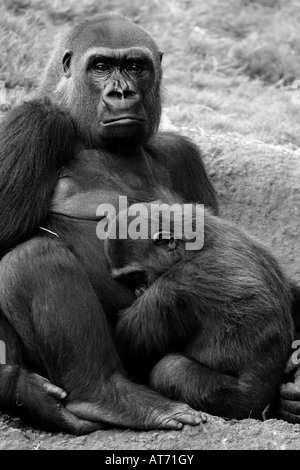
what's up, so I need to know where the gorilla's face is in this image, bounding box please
[58,17,163,150]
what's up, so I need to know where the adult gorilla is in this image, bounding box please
[0,14,298,432]
[0,14,211,433]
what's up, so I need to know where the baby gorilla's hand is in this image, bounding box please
[278,352,300,423]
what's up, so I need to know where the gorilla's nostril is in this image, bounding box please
[125,90,136,98]
[103,85,141,110]
[109,90,124,100]
[106,90,136,101]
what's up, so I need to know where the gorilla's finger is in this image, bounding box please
[278,407,300,424]
[284,354,299,375]
[278,397,300,415]
[43,381,67,401]
[280,382,300,400]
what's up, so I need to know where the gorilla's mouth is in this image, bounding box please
[112,267,149,297]
[103,116,146,126]
[122,271,148,297]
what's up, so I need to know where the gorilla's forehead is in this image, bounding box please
[82,47,155,67]
[67,17,160,56]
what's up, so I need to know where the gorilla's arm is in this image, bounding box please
[114,264,199,369]
[278,282,300,423]
[0,99,75,252]
[147,132,219,214]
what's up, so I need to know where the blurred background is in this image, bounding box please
[1,0,300,147]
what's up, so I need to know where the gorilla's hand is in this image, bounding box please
[278,352,300,423]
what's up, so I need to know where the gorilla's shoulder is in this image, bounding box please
[146,131,200,158]
[145,131,218,213]
[145,131,204,168]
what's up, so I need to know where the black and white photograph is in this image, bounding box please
[0,0,300,453]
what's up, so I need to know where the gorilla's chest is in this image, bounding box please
[48,149,163,313]
[50,148,161,219]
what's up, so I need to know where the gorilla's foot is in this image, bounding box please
[66,373,206,430]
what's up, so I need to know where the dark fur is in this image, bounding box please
[0,100,75,253]
[0,14,216,433]
[106,198,295,419]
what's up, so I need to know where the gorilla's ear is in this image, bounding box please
[152,231,177,251]
[158,51,164,63]
[62,50,73,77]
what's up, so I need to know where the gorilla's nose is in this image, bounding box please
[103,81,141,111]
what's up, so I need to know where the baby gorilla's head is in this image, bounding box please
[104,201,188,296]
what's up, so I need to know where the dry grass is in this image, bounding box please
[1,0,300,147]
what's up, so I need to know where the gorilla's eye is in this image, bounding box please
[126,62,144,73]
[94,63,111,72]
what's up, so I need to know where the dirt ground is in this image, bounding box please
[1,127,300,450]
[1,415,300,450]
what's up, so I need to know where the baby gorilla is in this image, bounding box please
[104,196,294,420]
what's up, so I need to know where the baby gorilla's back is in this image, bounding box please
[105,202,294,419]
